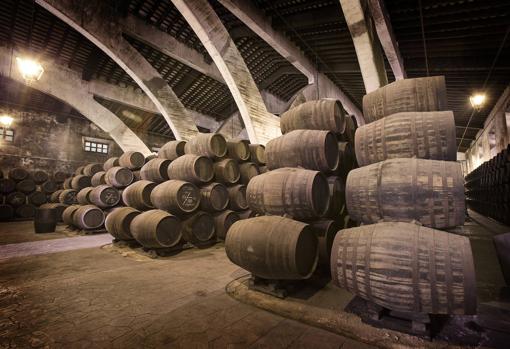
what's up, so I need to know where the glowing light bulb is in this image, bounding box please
[469,93,486,109]
[16,57,44,82]
[0,115,14,127]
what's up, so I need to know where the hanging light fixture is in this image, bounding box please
[469,93,486,111]
[0,114,14,127]
[16,57,44,83]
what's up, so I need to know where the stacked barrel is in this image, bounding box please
[331,76,477,315]
[0,167,70,221]
[465,145,510,225]
[225,99,359,281]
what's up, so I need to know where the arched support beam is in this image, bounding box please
[36,0,199,141]
[172,0,281,145]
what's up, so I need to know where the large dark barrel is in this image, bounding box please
[16,179,36,194]
[355,111,457,166]
[105,167,134,188]
[40,203,68,222]
[346,158,465,228]
[0,204,14,221]
[339,115,357,143]
[185,133,227,158]
[213,159,240,184]
[181,211,215,244]
[49,189,64,203]
[89,185,120,208]
[151,180,200,215]
[27,191,47,206]
[248,144,266,165]
[167,154,214,184]
[91,171,107,187]
[130,209,182,248]
[8,168,29,182]
[71,175,92,190]
[0,178,16,193]
[83,163,103,176]
[77,187,94,205]
[226,141,250,161]
[6,192,26,207]
[335,142,357,179]
[213,210,240,240]
[325,176,345,219]
[362,76,448,123]
[59,189,78,205]
[119,151,145,170]
[226,216,318,279]
[247,168,330,219]
[227,184,248,210]
[53,171,68,183]
[105,207,140,241]
[140,158,171,183]
[103,157,120,171]
[63,177,73,189]
[73,205,105,230]
[62,204,81,225]
[31,170,49,184]
[238,162,260,185]
[199,183,229,212]
[122,180,157,211]
[330,222,477,315]
[16,204,35,218]
[266,130,339,172]
[40,180,58,194]
[158,140,187,160]
[307,220,339,267]
[280,99,346,135]
[34,208,57,233]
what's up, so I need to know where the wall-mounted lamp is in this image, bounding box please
[16,57,44,83]
[469,93,486,111]
[0,115,14,127]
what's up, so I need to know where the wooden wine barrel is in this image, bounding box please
[31,170,49,184]
[140,158,171,183]
[335,142,357,179]
[40,180,58,194]
[91,171,107,187]
[83,163,103,176]
[132,170,141,181]
[49,190,64,203]
[266,130,339,172]
[238,210,256,219]
[89,185,120,208]
[181,211,215,244]
[58,189,78,205]
[213,210,240,240]
[74,166,85,176]
[119,151,145,170]
[158,140,187,160]
[103,157,120,171]
[63,177,73,189]
[144,154,157,163]
[325,176,345,219]
[53,171,68,183]
[238,162,260,185]
[248,144,266,165]
[226,216,318,279]
[8,168,29,182]
[355,111,457,166]
[16,204,35,218]
[227,184,248,211]
[226,141,250,161]
[307,220,339,267]
[330,222,477,315]
[0,178,16,193]
[338,115,357,143]
[105,207,140,241]
[73,205,105,230]
[34,208,57,233]
[151,180,200,215]
[40,203,68,222]
[280,99,346,134]
[122,180,157,211]
[0,204,14,221]
[362,76,448,123]
[62,204,81,225]
[105,167,134,188]
[6,192,26,207]
[247,168,330,219]
[346,158,465,229]
[185,133,227,158]
[71,175,92,190]
[130,209,182,248]
[259,166,269,174]
[213,159,240,184]
[167,154,214,184]
[77,187,94,205]
[199,182,229,212]
[16,179,36,194]
[27,191,47,206]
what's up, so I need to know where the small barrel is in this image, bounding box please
[238,209,256,219]
[339,115,357,143]
[132,170,141,181]
[104,157,120,171]
[266,130,339,172]
[362,76,448,123]
[0,178,16,194]
[0,204,14,221]
[355,111,457,166]
[49,190,64,203]
[71,175,92,190]
[40,203,68,222]
[226,141,250,161]
[73,205,105,230]
[238,162,260,185]
[8,168,29,182]
[89,185,120,208]
[62,204,81,225]
[259,166,269,174]
[16,204,35,218]
[53,171,68,183]
[119,151,145,170]
[140,158,171,183]
[105,207,140,241]
[16,179,36,194]
[63,177,73,189]
[199,183,229,212]
[181,211,215,244]
[213,159,240,184]
[82,163,102,176]
[151,180,200,215]
[105,167,134,188]
[167,154,214,184]
[40,180,58,194]
[34,208,57,233]
[59,189,78,205]
[247,168,330,219]
[77,187,94,205]
[226,216,318,279]
[6,192,26,207]
[280,99,346,134]
[248,144,266,165]
[334,142,357,179]
[330,222,477,315]
[307,220,339,267]
[31,170,49,184]
[27,191,47,206]
[144,154,157,163]
[227,184,248,210]
[91,171,107,187]
[74,166,85,175]
[185,133,227,158]
[130,209,182,248]
[122,180,157,211]
[158,140,187,160]
[213,210,240,240]
[325,176,345,219]
[346,158,465,228]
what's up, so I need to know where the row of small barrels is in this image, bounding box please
[466,186,510,204]
[466,200,510,226]
[465,145,510,188]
